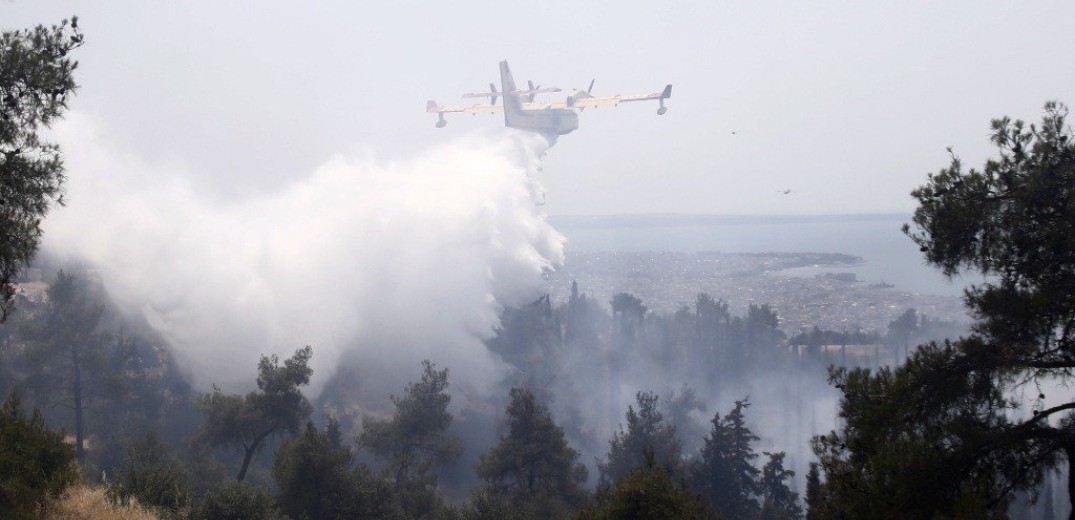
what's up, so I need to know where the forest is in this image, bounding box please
[0,261,961,520]
[4,14,1075,520]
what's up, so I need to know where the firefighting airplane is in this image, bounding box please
[426,60,672,136]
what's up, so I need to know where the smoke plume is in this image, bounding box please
[42,114,564,398]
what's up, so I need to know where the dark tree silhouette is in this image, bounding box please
[816,101,1075,518]
[359,360,461,517]
[0,17,82,321]
[599,391,682,485]
[20,270,105,463]
[197,346,313,481]
[692,399,761,519]
[476,387,588,514]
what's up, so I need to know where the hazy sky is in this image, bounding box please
[7,1,1075,215]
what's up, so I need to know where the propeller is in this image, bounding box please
[568,79,596,109]
[517,80,561,102]
[461,83,500,105]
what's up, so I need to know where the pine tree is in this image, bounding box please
[691,399,760,519]
[0,17,82,321]
[577,463,715,520]
[197,346,313,481]
[599,391,682,485]
[804,462,821,520]
[274,420,405,520]
[20,270,105,463]
[758,451,802,520]
[815,102,1075,518]
[359,360,461,485]
[359,359,461,516]
[476,387,588,515]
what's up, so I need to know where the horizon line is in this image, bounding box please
[547,211,912,219]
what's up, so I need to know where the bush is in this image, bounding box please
[0,392,77,519]
[576,466,718,520]
[107,430,191,514]
[452,490,535,520]
[273,420,406,520]
[193,481,286,520]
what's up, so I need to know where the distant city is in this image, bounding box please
[547,251,968,334]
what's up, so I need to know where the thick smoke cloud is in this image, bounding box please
[41,114,564,398]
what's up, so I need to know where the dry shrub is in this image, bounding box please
[44,485,160,520]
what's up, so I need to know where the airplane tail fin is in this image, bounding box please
[426,100,440,112]
[660,84,672,99]
[500,60,525,126]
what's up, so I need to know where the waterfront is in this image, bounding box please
[547,214,973,333]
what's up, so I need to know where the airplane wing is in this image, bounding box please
[426,100,503,115]
[427,80,671,129]
[571,85,672,109]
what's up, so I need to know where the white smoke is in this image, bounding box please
[41,113,565,398]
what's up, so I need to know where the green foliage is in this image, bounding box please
[0,17,82,321]
[564,280,603,349]
[788,326,880,349]
[743,304,783,352]
[758,452,800,520]
[610,293,647,318]
[0,392,77,519]
[273,420,405,520]
[19,270,106,463]
[193,481,286,520]
[690,399,760,519]
[449,490,537,520]
[803,463,821,520]
[662,385,708,455]
[488,295,562,372]
[905,101,1075,371]
[0,267,201,484]
[884,308,919,347]
[197,346,313,481]
[358,360,461,519]
[359,360,462,496]
[599,392,682,485]
[610,292,647,341]
[577,466,718,520]
[107,430,191,514]
[84,327,199,482]
[811,342,1033,519]
[814,101,1075,518]
[476,387,588,515]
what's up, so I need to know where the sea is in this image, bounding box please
[549,213,978,298]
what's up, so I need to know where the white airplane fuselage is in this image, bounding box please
[507,106,579,135]
[500,61,579,136]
